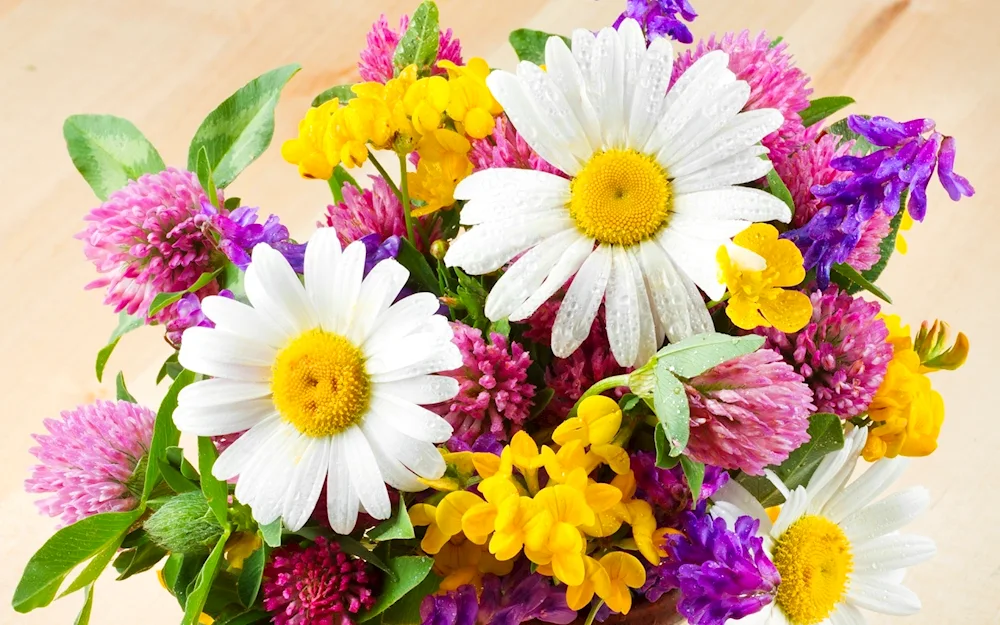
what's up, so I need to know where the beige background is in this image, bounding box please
[1,0,996,623]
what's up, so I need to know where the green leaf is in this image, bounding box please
[60,533,124,597]
[224,196,243,210]
[529,387,555,420]
[328,164,362,203]
[73,585,94,625]
[259,519,282,548]
[766,167,795,216]
[195,145,220,208]
[187,64,301,188]
[393,1,440,71]
[654,425,680,469]
[147,269,221,317]
[859,193,907,286]
[238,546,267,608]
[656,333,765,378]
[312,84,357,107]
[508,28,571,65]
[96,311,144,382]
[214,609,270,625]
[369,499,415,542]
[12,509,143,613]
[157,352,183,384]
[652,361,690,457]
[198,437,230,526]
[827,115,877,156]
[166,446,201,480]
[396,237,441,295]
[63,114,165,200]
[181,529,231,625]
[799,96,855,128]
[735,413,845,507]
[331,535,393,576]
[377,570,442,625]
[830,263,892,303]
[156,458,199,493]
[162,552,205,607]
[359,556,435,622]
[678,456,705,506]
[144,370,196,501]
[115,371,137,402]
[490,318,511,338]
[113,542,168,580]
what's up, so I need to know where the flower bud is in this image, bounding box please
[430,239,448,260]
[144,491,224,555]
[913,319,969,371]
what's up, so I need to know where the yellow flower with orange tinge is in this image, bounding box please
[717,223,812,333]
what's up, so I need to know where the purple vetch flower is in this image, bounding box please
[643,508,779,625]
[163,289,234,347]
[631,451,729,524]
[613,0,698,43]
[358,233,401,276]
[420,585,479,625]
[786,115,974,285]
[419,567,576,625]
[446,432,505,455]
[26,400,155,527]
[202,203,306,273]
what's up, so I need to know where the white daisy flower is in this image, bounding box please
[443,19,791,367]
[175,230,461,533]
[713,428,935,625]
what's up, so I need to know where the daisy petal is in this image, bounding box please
[360,422,425,491]
[552,246,612,358]
[244,243,318,334]
[304,227,343,333]
[455,169,571,225]
[830,602,866,625]
[239,425,304,524]
[174,397,275,436]
[823,458,910,523]
[853,534,936,571]
[841,487,931,543]
[369,393,454,443]
[200,296,289,348]
[846,576,921,616]
[545,35,602,151]
[672,186,793,223]
[668,108,784,178]
[282,437,330,531]
[670,146,773,195]
[363,292,442,354]
[350,258,408,344]
[377,425,446,479]
[327,240,366,335]
[605,247,640,367]
[516,62,593,163]
[617,17,646,115]
[659,230,727,300]
[445,213,575,274]
[344,426,391,520]
[509,233,595,322]
[637,241,713,342]
[179,327,273,382]
[486,71,583,175]
[590,27,626,147]
[627,37,674,149]
[656,80,749,170]
[485,229,582,321]
[714,480,773,535]
[327,435,360,534]
[376,375,459,405]
[179,378,271,408]
[213,416,283,480]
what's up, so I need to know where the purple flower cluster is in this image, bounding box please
[643,509,779,625]
[786,115,974,284]
[420,567,576,625]
[614,0,698,43]
[631,452,729,523]
[163,290,232,346]
[201,203,306,273]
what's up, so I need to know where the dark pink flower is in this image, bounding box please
[469,115,562,176]
[358,14,463,84]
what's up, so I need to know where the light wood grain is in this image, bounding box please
[1,0,997,623]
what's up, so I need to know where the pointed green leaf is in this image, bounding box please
[330,535,393,576]
[73,585,94,625]
[181,529,231,625]
[800,96,855,128]
[656,333,765,378]
[369,499,415,542]
[393,1,440,71]
[96,312,144,382]
[259,519,282,548]
[359,556,435,622]
[508,28,571,65]
[679,456,705,506]
[59,531,125,597]
[654,425,679,469]
[766,167,795,216]
[12,510,143,613]
[312,84,357,107]
[195,145,220,208]
[143,369,196,501]
[157,352,183,384]
[237,546,267,608]
[652,361,690,456]
[63,115,165,200]
[735,413,845,507]
[115,371,137,402]
[156,458,199,493]
[147,269,221,318]
[113,542,168,580]
[830,262,892,303]
[198,437,230,526]
[187,64,301,187]
[377,570,443,625]
[396,237,441,295]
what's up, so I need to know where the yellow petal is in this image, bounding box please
[462,502,498,544]
[510,430,541,470]
[437,491,485,537]
[552,417,587,446]
[408,503,437,527]
[759,289,814,333]
[552,550,586,587]
[600,552,647,588]
[479,475,518,505]
[584,483,623,513]
[578,395,623,445]
[523,511,554,552]
[602,582,634,615]
[442,451,476,475]
[590,444,630,475]
[421,524,450,555]
[472,452,501,478]
[566,580,596,611]
[726,295,770,331]
[464,107,496,140]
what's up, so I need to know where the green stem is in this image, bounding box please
[706,292,731,308]
[327,175,345,204]
[584,600,605,625]
[398,151,416,244]
[367,150,402,198]
[567,374,632,419]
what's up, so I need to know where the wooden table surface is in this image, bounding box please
[1,0,996,623]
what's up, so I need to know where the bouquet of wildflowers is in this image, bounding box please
[14,2,975,625]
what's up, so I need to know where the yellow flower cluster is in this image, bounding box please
[862,314,968,462]
[717,223,812,333]
[409,396,676,615]
[281,59,501,215]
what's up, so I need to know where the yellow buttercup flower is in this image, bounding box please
[438,58,502,139]
[409,129,474,216]
[718,223,812,332]
[281,98,338,179]
[553,395,622,447]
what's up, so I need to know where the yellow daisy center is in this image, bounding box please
[271,329,371,438]
[772,515,854,625]
[569,149,672,246]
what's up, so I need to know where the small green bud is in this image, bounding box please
[144,491,224,555]
[430,239,448,260]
